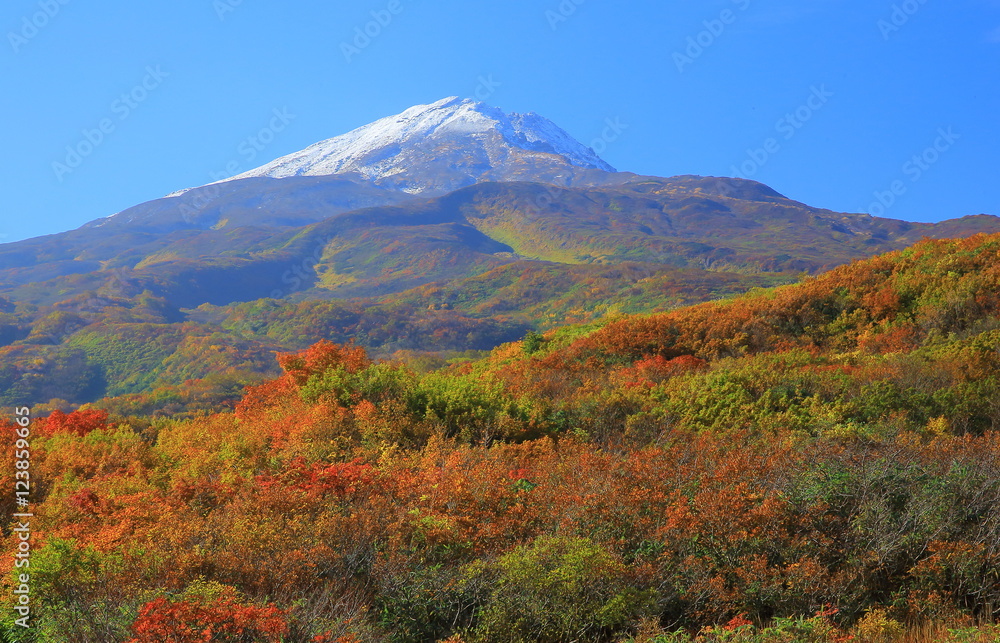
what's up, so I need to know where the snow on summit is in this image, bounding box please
[222,97,616,189]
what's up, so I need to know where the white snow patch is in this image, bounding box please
[214,97,615,185]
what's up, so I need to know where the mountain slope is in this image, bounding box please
[84,174,415,234]
[540,232,1000,368]
[3,176,1000,308]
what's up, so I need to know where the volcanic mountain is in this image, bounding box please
[83,97,627,234]
[3,96,999,303]
[1,97,999,407]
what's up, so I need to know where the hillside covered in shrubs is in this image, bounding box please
[4,233,1000,642]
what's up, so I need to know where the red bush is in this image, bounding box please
[256,457,375,500]
[40,409,109,436]
[128,596,288,643]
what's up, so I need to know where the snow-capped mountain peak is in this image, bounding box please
[218,97,616,193]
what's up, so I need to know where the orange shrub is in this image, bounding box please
[128,595,288,643]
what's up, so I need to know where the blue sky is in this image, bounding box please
[2,0,998,243]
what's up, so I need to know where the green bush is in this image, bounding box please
[472,536,655,643]
[375,562,488,643]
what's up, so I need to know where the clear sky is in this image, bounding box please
[2,0,998,244]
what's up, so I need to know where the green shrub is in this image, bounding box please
[472,536,656,643]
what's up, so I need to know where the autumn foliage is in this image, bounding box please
[38,408,109,436]
[128,595,288,643]
[4,234,1000,641]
